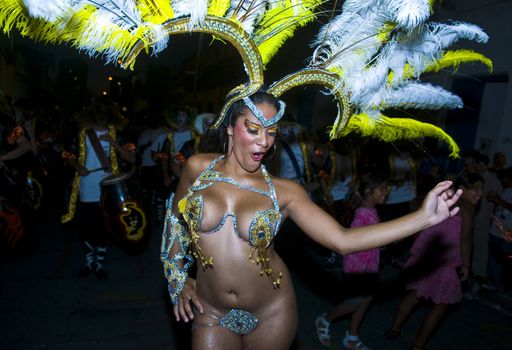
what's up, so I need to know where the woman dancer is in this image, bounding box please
[161,91,462,350]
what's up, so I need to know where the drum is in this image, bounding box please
[26,171,44,210]
[100,170,149,255]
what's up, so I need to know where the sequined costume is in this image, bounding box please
[161,155,282,334]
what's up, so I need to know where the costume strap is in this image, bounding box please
[86,128,111,170]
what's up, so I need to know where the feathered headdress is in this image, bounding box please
[0,0,491,157]
[268,0,492,157]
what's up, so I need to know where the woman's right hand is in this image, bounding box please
[173,278,204,322]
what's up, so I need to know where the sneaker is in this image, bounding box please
[342,331,370,350]
[315,313,331,346]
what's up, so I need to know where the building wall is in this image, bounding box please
[437,0,512,165]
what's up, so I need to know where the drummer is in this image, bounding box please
[61,99,135,280]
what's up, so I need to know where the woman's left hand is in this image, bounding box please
[420,181,463,227]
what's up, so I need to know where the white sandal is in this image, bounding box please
[315,313,331,346]
[342,331,370,350]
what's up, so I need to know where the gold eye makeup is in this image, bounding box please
[244,119,278,137]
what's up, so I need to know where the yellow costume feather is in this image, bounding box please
[426,49,493,73]
[255,0,321,66]
[138,0,175,24]
[208,0,231,17]
[340,113,460,158]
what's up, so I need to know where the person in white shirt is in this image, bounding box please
[62,101,135,280]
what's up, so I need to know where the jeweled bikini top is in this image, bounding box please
[178,155,283,287]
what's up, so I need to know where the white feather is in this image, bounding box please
[146,23,170,56]
[311,0,378,48]
[428,22,489,47]
[226,0,268,35]
[172,0,208,26]
[22,0,73,22]
[382,0,431,29]
[346,58,390,107]
[384,22,488,86]
[320,10,388,74]
[368,82,463,110]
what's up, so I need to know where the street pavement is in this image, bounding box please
[1,206,511,350]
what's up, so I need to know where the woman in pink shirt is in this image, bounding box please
[316,172,389,349]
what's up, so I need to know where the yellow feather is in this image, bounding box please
[339,113,460,158]
[208,0,231,17]
[426,49,493,73]
[377,22,395,42]
[255,0,321,66]
[138,0,174,24]
[0,0,27,34]
[388,50,493,84]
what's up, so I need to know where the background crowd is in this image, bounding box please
[1,92,511,349]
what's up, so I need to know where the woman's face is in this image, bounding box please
[462,180,484,205]
[228,101,278,172]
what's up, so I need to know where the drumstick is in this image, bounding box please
[88,167,111,174]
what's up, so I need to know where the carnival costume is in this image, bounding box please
[162,153,282,334]
[1,0,492,338]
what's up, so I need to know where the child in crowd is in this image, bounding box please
[386,173,483,350]
[315,172,389,349]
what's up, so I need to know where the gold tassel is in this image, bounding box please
[249,246,282,288]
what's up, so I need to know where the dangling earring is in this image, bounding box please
[264,143,277,160]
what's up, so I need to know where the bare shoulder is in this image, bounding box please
[271,176,310,205]
[185,153,221,178]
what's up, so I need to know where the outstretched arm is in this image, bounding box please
[282,181,462,255]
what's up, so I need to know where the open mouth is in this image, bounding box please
[251,152,265,162]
